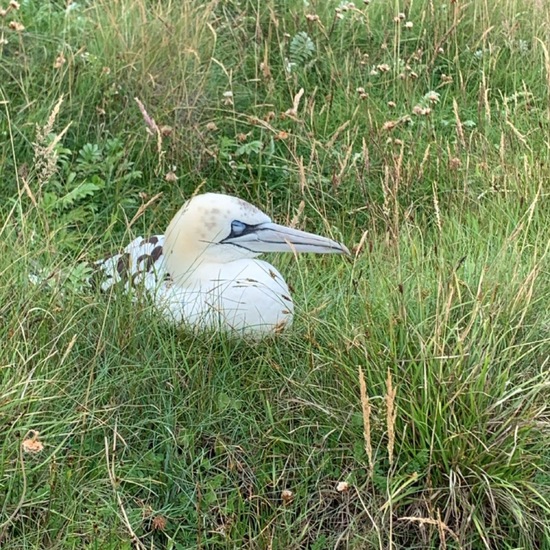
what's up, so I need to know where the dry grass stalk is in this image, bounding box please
[535,38,550,111]
[385,369,397,466]
[128,192,163,228]
[427,11,465,70]
[432,181,442,235]
[289,200,305,229]
[336,143,354,187]
[134,96,157,133]
[358,366,373,476]
[134,97,163,157]
[382,165,391,221]
[505,119,531,151]
[105,432,146,550]
[437,509,447,549]
[354,229,369,259]
[452,98,465,149]
[0,442,27,540]
[60,334,78,366]
[480,71,491,122]
[418,143,431,181]
[361,136,370,174]
[399,512,462,548]
[499,131,506,170]
[285,87,304,118]
[326,119,351,149]
[298,155,306,194]
[434,279,456,356]
[391,146,404,238]
[19,164,37,207]
[33,96,72,188]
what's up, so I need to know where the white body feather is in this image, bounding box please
[94,235,294,335]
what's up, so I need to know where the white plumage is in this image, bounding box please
[94,193,349,335]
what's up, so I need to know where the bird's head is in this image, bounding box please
[164,193,349,279]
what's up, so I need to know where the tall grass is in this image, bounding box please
[1,0,549,548]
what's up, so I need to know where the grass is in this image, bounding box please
[1,0,549,548]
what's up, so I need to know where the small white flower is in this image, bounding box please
[336,481,350,492]
[222,90,234,106]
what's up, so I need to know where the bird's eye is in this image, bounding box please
[230,220,247,236]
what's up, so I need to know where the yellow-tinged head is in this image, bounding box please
[163,193,349,281]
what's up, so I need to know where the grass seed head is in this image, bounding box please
[9,20,24,31]
[54,53,66,69]
[425,91,441,103]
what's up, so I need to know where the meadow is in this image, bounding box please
[1,0,549,548]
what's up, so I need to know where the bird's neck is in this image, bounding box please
[166,253,207,284]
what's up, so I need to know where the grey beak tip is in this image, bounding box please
[338,242,352,257]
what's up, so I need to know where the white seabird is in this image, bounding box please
[94,193,349,335]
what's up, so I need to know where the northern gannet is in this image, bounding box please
[94,193,349,335]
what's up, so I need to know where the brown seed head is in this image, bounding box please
[281,489,294,504]
[151,515,167,531]
[22,431,44,453]
[9,20,25,31]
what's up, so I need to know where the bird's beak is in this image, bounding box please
[223,222,350,256]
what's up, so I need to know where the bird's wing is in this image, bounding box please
[91,235,169,292]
